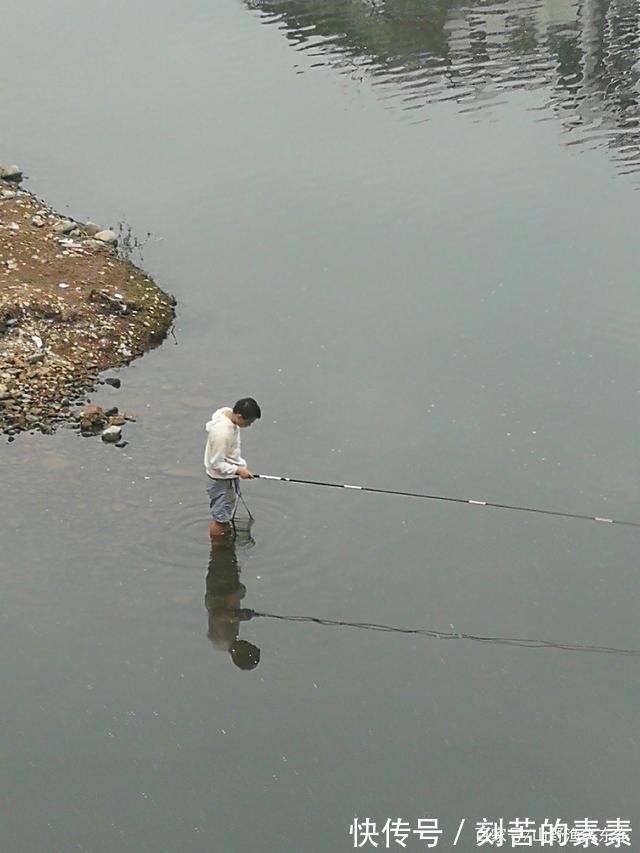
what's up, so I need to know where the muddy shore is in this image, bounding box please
[0,167,175,440]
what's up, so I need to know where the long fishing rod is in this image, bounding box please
[254,473,640,529]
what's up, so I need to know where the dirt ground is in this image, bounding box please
[0,175,175,438]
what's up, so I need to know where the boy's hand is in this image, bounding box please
[236,467,253,480]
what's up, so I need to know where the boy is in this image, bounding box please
[204,397,261,540]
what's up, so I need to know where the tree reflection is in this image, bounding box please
[246,0,640,175]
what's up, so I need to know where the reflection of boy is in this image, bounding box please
[205,543,260,670]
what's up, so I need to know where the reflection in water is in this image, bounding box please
[205,535,261,670]
[247,0,640,177]
[250,610,640,656]
[206,534,639,657]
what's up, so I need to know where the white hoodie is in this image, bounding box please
[204,407,247,479]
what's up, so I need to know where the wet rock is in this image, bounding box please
[94,229,118,245]
[101,425,122,443]
[79,403,106,434]
[105,376,121,388]
[0,165,23,182]
[80,404,104,418]
[115,440,128,448]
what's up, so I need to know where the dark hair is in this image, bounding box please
[233,398,261,420]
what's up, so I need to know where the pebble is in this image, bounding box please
[53,220,76,234]
[102,425,122,443]
[31,215,46,228]
[95,229,118,245]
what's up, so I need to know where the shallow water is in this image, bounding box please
[1,0,640,850]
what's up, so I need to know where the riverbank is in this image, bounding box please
[0,167,176,439]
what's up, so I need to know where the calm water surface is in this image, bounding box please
[1,0,640,851]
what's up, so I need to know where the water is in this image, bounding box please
[1,0,639,850]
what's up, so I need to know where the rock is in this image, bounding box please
[109,416,126,426]
[31,215,46,228]
[94,229,118,245]
[1,190,16,199]
[104,406,118,417]
[53,220,76,234]
[0,165,23,181]
[82,238,109,251]
[80,403,104,418]
[84,221,99,236]
[115,441,128,449]
[101,425,122,443]
[104,377,121,388]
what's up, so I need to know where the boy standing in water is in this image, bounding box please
[204,397,261,541]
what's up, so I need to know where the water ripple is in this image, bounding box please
[124,474,328,599]
[246,0,640,180]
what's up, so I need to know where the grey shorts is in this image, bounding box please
[206,476,238,523]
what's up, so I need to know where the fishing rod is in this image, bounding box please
[253,474,640,529]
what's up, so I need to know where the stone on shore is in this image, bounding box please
[0,165,23,181]
[95,229,118,245]
[102,425,122,443]
[53,220,76,234]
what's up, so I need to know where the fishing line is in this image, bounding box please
[248,610,640,657]
[254,474,640,529]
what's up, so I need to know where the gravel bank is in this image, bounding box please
[0,169,176,439]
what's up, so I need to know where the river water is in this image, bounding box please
[1,0,640,851]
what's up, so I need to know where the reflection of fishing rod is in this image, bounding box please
[245,610,640,658]
[254,474,640,530]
